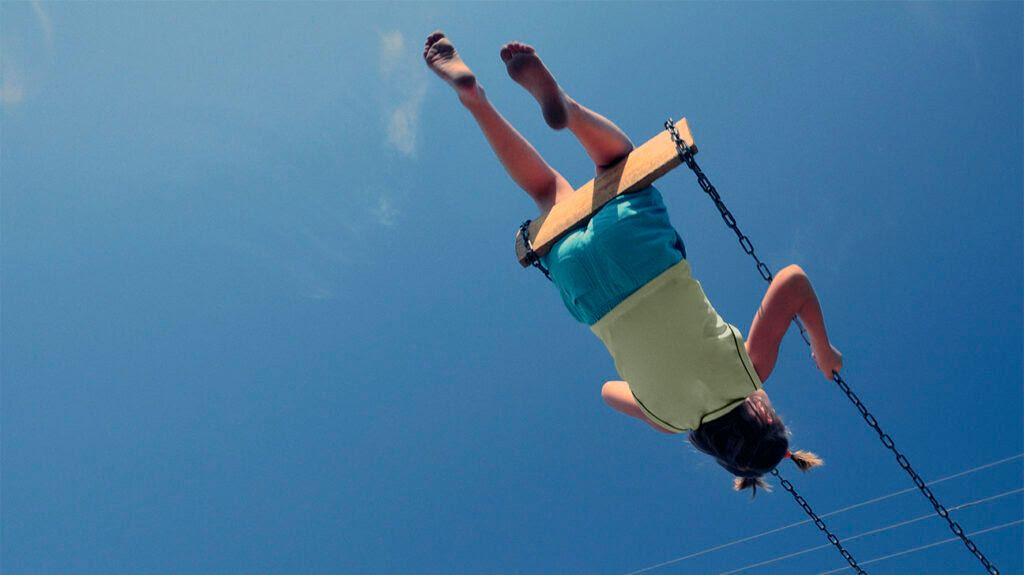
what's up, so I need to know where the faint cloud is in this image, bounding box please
[302,286,334,301]
[379,31,404,77]
[203,31,418,299]
[370,195,399,228]
[1,1,55,108]
[31,1,54,52]
[385,83,426,158]
[253,188,404,299]
[1,62,25,105]
[379,30,428,158]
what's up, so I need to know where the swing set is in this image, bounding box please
[514,119,1002,575]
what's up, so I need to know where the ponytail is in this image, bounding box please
[786,449,824,472]
[733,476,772,497]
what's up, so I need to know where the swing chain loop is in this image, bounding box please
[830,371,1000,574]
[665,119,773,284]
[771,469,867,575]
[519,220,553,282]
[738,235,754,255]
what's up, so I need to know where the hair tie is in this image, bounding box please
[784,450,793,459]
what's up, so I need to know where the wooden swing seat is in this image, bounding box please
[514,118,697,267]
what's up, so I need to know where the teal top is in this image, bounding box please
[540,185,685,325]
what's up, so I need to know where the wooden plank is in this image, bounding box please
[515,117,697,267]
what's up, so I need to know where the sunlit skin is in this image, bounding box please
[425,32,843,434]
[423,31,635,211]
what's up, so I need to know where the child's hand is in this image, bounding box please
[811,343,843,380]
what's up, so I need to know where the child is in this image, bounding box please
[424,32,843,494]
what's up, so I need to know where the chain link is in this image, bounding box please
[771,469,867,574]
[519,219,552,281]
[665,118,1000,574]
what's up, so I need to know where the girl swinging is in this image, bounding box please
[424,32,843,494]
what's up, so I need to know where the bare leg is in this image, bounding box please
[424,32,574,212]
[601,380,677,434]
[745,265,843,382]
[566,101,636,173]
[500,42,635,174]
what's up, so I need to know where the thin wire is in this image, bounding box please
[815,453,1023,521]
[717,487,1024,575]
[622,519,816,575]
[816,519,1024,575]
[622,453,1023,575]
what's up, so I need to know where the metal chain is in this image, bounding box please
[665,117,865,572]
[665,121,813,345]
[832,371,999,574]
[665,120,774,283]
[519,219,552,281]
[771,469,867,575]
[666,118,1000,575]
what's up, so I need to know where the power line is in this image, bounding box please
[815,453,1024,521]
[816,519,1024,575]
[717,487,1024,575]
[622,453,1023,575]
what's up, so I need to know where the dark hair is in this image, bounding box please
[688,392,822,496]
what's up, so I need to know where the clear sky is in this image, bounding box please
[2,2,1021,574]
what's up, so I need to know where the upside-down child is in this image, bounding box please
[424,31,843,494]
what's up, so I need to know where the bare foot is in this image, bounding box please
[500,42,569,129]
[811,342,843,380]
[423,31,480,102]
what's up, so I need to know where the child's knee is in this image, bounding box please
[600,147,634,168]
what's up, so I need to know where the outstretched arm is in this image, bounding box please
[745,265,843,382]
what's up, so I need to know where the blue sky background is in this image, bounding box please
[2,2,1021,574]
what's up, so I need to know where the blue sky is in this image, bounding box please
[2,2,1021,574]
